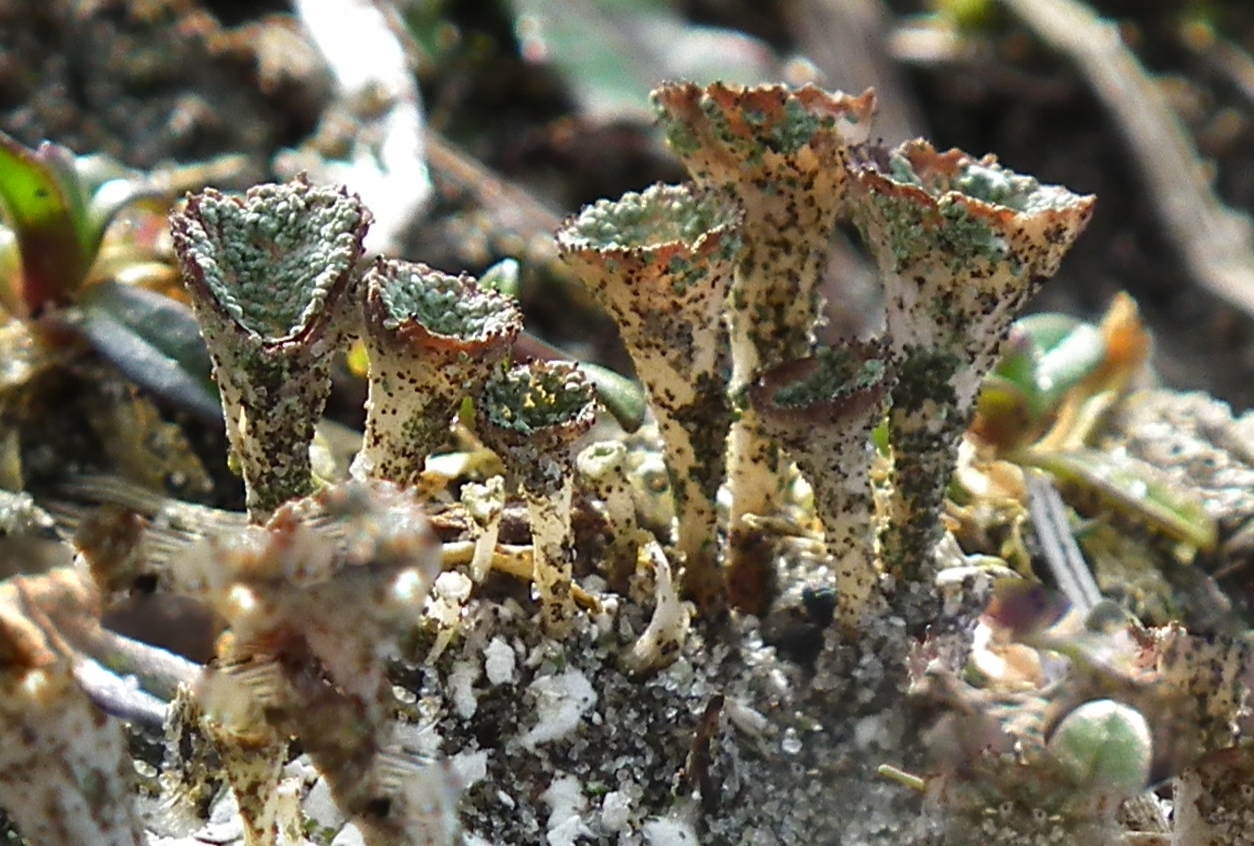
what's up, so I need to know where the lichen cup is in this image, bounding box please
[171,175,371,521]
[476,360,599,635]
[358,258,523,488]
[557,182,740,617]
[847,141,1094,580]
[750,341,894,630]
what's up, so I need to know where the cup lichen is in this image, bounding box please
[358,258,522,488]
[558,182,740,617]
[847,140,1095,583]
[652,81,878,608]
[170,175,371,522]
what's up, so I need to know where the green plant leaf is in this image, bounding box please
[0,131,92,315]
[76,281,221,423]
[1018,447,1218,552]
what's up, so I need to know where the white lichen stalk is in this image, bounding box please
[476,361,598,635]
[558,183,740,615]
[358,259,522,487]
[166,480,445,845]
[170,175,371,522]
[652,82,877,603]
[0,570,144,846]
[848,141,1094,579]
[749,343,894,631]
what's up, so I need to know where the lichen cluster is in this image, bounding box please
[9,78,1249,846]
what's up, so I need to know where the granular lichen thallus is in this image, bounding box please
[847,141,1094,582]
[170,175,371,522]
[357,258,523,488]
[557,183,741,617]
[652,82,876,610]
[749,341,895,632]
[164,480,447,846]
[475,361,598,635]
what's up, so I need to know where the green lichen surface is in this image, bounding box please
[866,192,1009,273]
[888,151,1079,217]
[771,347,887,408]
[375,263,518,339]
[481,363,596,435]
[180,181,365,339]
[564,185,736,252]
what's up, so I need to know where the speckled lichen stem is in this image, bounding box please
[205,722,288,846]
[359,259,522,487]
[652,82,877,607]
[558,183,739,616]
[879,348,966,584]
[577,441,641,595]
[751,345,893,630]
[476,362,598,635]
[520,474,579,634]
[1174,747,1254,846]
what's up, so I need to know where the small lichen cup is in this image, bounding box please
[749,341,894,630]
[652,81,877,605]
[170,175,371,521]
[847,141,1095,580]
[358,258,523,488]
[475,360,598,635]
[557,182,740,617]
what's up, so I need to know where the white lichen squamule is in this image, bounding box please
[0,569,144,846]
[164,479,448,846]
[558,183,740,616]
[476,360,598,635]
[358,259,523,488]
[651,82,877,610]
[749,342,894,632]
[847,141,1095,580]
[170,175,371,521]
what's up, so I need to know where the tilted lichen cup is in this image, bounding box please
[475,360,598,635]
[749,341,894,630]
[358,258,523,488]
[170,175,371,521]
[557,182,740,617]
[847,140,1094,580]
[652,81,877,604]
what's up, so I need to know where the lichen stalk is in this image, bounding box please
[749,342,894,631]
[170,175,371,521]
[359,258,523,487]
[557,183,740,615]
[476,361,598,635]
[0,570,144,846]
[848,140,1094,581]
[166,480,444,844]
[576,441,642,595]
[652,82,877,600]
[1173,746,1254,846]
